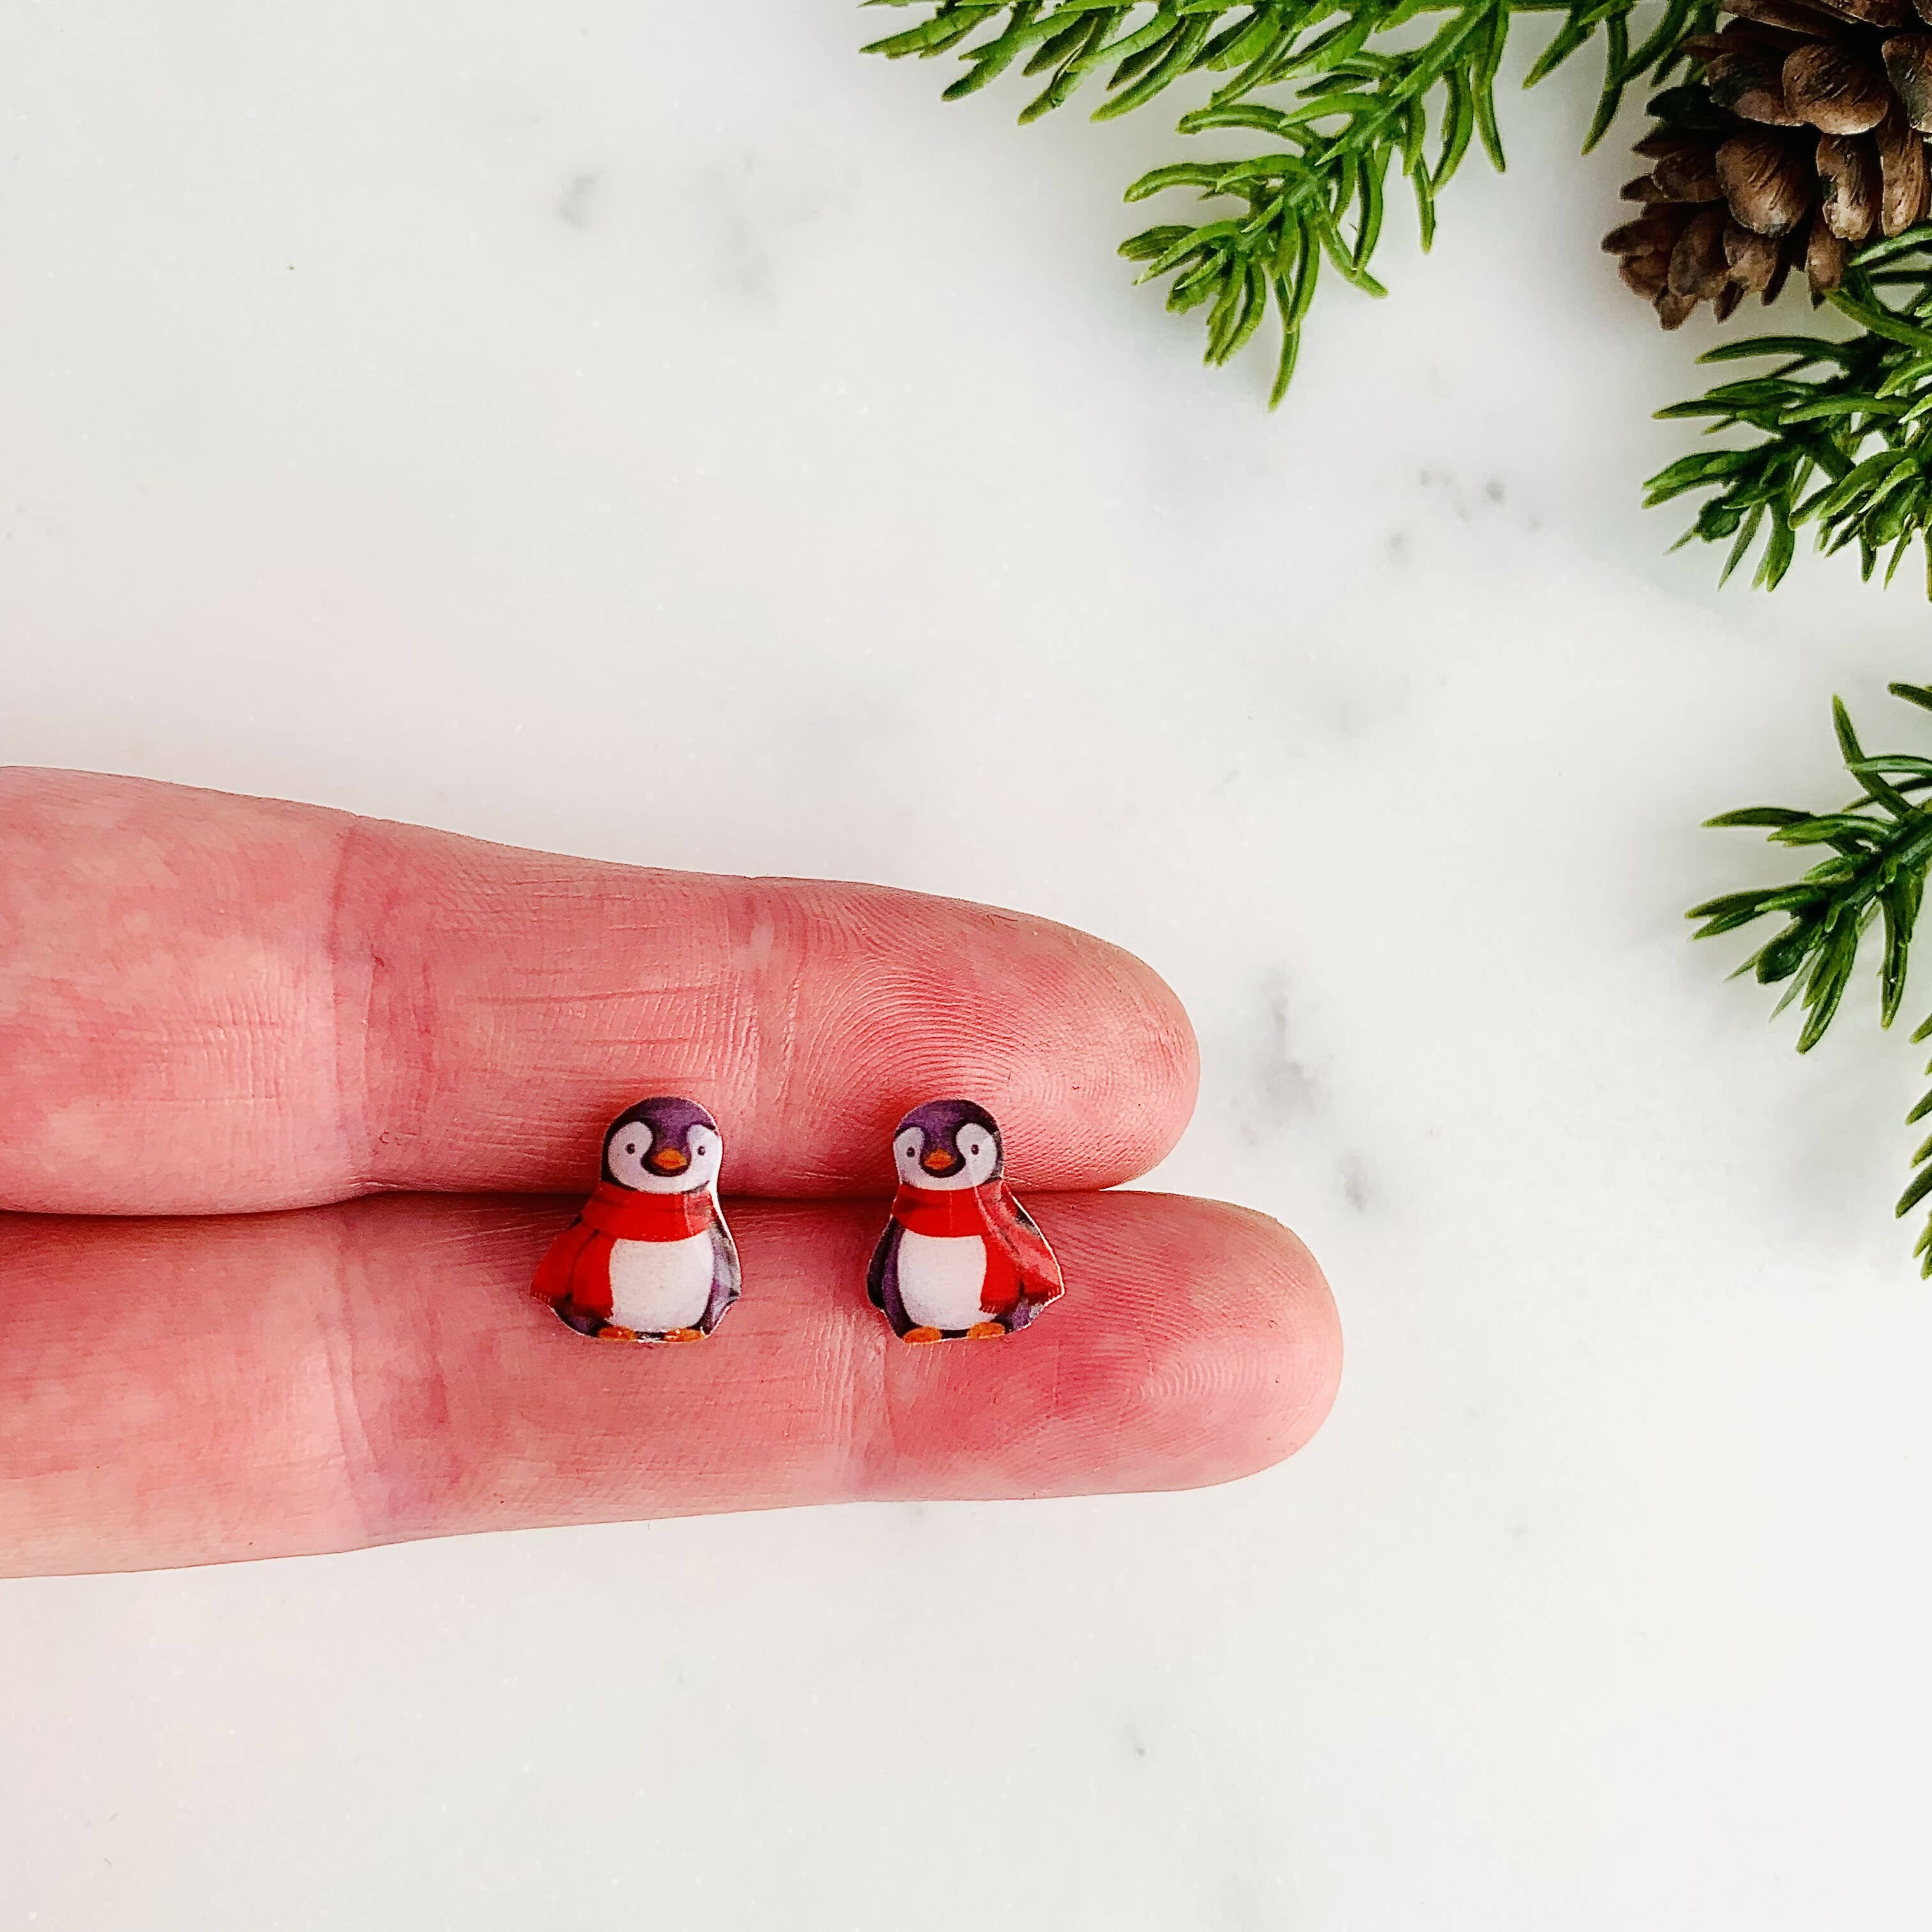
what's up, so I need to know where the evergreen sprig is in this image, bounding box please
[1694,682,1932,1269]
[863,0,1704,402]
[1648,227,1932,597]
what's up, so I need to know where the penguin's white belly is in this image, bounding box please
[608,1232,715,1333]
[897,1230,991,1331]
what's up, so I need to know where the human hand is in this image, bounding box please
[0,769,1340,1576]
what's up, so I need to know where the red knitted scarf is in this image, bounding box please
[891,1181,1011,1236]
[579,1180,716,1242]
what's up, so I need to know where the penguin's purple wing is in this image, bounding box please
[867,1220,911,1337]
[700,1218,742,1335]
[1004,1199,1059,1330]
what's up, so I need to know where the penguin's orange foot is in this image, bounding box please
[966,1322,1007,1340]
[662,1327,705,1344]
[902,1326,945,1344]
[597,1324,640,1342]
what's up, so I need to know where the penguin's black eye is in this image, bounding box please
[625,1143,636,1154]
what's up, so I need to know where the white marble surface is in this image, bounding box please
[6,3,1932,1925]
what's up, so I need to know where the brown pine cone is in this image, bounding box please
[1605,0,1932,328]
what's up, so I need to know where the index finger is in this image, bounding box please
[0,769,1197,1215]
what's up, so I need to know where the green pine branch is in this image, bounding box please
[1692,683,1932,1271]
[1647,227,1932,598]
[863,0,1708,403]
[864,5,1932,600]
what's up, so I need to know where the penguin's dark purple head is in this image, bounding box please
[601,1096,721,1189]
[895,1098,1003,1181]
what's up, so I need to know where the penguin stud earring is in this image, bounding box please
[867,1099,1064,1344]
[533,1098,741,1344]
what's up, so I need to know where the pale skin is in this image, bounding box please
[0,769,1342,1577]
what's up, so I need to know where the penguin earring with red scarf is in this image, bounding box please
[533,1098,741,1344]
[866,1099,1064,1344]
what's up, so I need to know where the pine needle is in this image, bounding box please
[862,0,1701,406]
[1646,231,1932,598]
[1695,685,1932,1269]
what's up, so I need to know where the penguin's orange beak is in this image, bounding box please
[921,1148,959,1174]
[647,1146,689,1174]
